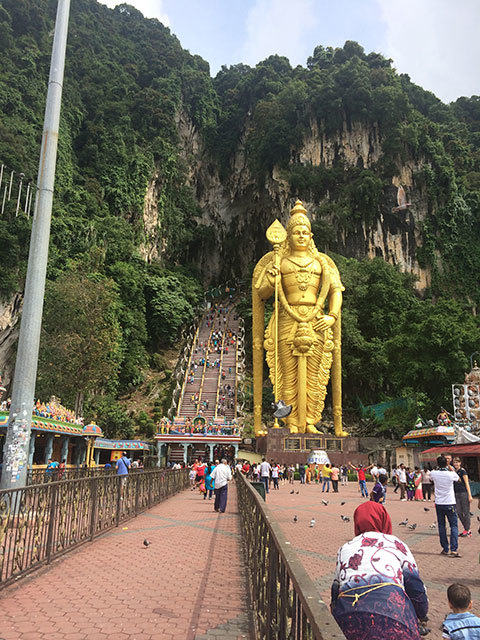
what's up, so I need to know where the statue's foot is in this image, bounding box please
[255,430,268,437]
[335,430,349,437]
[306,424,320,434]
[288,425,299,434]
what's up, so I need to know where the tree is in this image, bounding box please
[37,272,124,415]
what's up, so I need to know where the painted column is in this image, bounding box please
[94,449,100,465]
[79,440,86,465]
[207,443,215,461]
[60,436,69,463]
[28,431,36,466]
[181,443,189,464]
[156,441,164,467]
[233,443,239,459]
[44,434,54,464]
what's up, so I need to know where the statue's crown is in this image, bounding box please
[288,199,310,231]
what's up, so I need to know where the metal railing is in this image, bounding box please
[0,468,188,588]
[236,473,346,639]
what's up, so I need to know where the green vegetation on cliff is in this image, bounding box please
[1,0,479,434]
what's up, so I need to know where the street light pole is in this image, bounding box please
[0,0,71,490]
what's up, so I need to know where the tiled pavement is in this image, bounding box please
[0,485,251,640]
[264,480,480,638]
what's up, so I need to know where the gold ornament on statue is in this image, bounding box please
[252,200,347,437]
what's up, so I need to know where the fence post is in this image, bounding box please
[134,474,140,516]
[89,477,98,541]
[116,477,122,527]
[45,483,58,565]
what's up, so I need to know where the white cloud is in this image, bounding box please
[242,0,319,68]
[100,0,170,27]
[377,0,480,103]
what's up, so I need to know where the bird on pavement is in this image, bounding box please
[310,518,315,527]
[293,515,298,523]
[341,515,350,522]
[296,491,300,494]
[398,519,408,526]
[143,539,151,547]
[423,507,430,512]
[340,501,346,506]
[408,523,417,530]
[322,499,328,506]
[429,523,437,529]
[290,490,295,494]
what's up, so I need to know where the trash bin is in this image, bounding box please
[251,481,266,501]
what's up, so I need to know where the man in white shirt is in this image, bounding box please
[430,455,460,557]
[259,457,271,494]
[396,464,407,501]
[211,459,232,513]
[370,464,379,482]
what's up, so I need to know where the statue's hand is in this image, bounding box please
[266,265,280,286]
[314,315,335,331]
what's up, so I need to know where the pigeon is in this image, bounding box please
[398,519,409,526]
[310,518,315,527]
[477,516,480,522]
[290,490,295,494]
[341,515,350,522]
[293,515,298,523]
[143,539,151,547]
[340,501,346,506]
[272,399,292,419]
[322,499,328,506]
[429,523,437,529]
[408,523,417,530]
[423,507,430,512]
[296,491,299,494]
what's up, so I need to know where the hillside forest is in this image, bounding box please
[1,0,480,439]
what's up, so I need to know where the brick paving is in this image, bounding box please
[264,479,480,637]
[0,485,251,640]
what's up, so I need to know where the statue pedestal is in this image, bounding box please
[256,427,367,466]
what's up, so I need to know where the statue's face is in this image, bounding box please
[289,224,311,250]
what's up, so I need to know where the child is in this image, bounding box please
[189,467,196,491]
[442,583,480,639]
[370,474,388,503]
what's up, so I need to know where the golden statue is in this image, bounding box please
[252,200,347,437]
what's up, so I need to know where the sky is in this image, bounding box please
[100,0,479,104]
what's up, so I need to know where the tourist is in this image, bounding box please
[45,458,58,481]
[331,464,340,493]
[421,466,433,501]
[348,462,372,499]
[406,467,415,501]
[116,451,131,497]
[298,463,305,484]
[288,464,295,484]
[453,457,473,538]
[211,458,232,513]
[259,457,271,494]
[322,463,332,493]
[271,463,280,490]
[396,463,407,500]
[370,474,388,503]
[58,458,66,479]
[391,465,398,492]
[442,583,480,639]
[331,501,428,640]
[370,463,379,483]
[189,467,196,490]
[414,467,423,501]
[341,464,348,486]
[430,455,460,557]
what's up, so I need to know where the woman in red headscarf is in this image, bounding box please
[331,502,428,640]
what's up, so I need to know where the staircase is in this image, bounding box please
[177,302,240,423]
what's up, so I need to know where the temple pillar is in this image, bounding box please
[233,443,239,460]
[94,449,100,464]
[207,443,215,461]
[156,441,164,467]
[181,443,189,464]
[44,434,54,464]
[28,431,36,467]
[60,436,69,463]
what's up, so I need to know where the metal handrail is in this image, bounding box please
[236,473,346,639]
[0,468,189,589]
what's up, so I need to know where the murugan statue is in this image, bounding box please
[252,200,347,437]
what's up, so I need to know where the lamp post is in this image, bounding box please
[0,0,71,490]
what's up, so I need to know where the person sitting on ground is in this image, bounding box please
[331,501,428,640]
[442,583,480,639]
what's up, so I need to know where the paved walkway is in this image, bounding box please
[264,480,480,637]
[0,485,251,640]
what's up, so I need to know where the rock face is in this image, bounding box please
[147,111,432,291]
[0,293,22,394]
